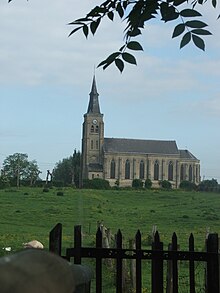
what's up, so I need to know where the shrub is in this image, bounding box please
[82,178,110,189]
[160,180,172,189]
[132,179,143,189]
[57,191,64,196]
[144,179,152,189]
[0,176,10,189]
[179,180,197,191]
[42,188,49,193]
[198,179,219,192]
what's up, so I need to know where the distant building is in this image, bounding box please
[81,76,200,188]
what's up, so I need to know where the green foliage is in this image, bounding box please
[68,0,216,72]
[198,179,219,192]
[0,175,10,189]
[52,149,81,187]
[179,180,197,191]
[132,179,143,189]
[82,178,110,189]
[57,191,64,196]
[145,179,152,189]
[2,153,41,187]
[159,180,172,189]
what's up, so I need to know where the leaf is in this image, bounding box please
[180,9,202,17]
[191,29,212,35]
[192,34,205,50]
[116,3,124,18]
[160,3,179,22]
[115,59,124,73]
[127,41,143,51]
[172,23,185,38]
[68,26,83,37]
[119,45,126,52]
[83,25,89,38]
[180,32,191,48]
[127,28,142,37]
[90,18,101,35]
[173,0,188,6]
[185,20,208,28]
[107,11,114,21]
[97,59,108,68]
[122,52,137,65]
[212,0,217,8]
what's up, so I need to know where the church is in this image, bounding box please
[81,76,200,188]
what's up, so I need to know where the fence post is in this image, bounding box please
[74,225,82,264]
[116,229,123,293]
[189,233,195,293]
[96,227,102,293]
[172,233,178,293]
[166,243,173,293]
[206,233,219,293]
[136,230,142,293]
[49,223,62,256]
[152,231,163,293]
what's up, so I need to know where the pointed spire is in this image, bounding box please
[87,75,101,114]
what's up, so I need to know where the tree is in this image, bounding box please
[68,0,218,72]
[198,178,219,192]
[2,153,41,187]
[52,150,81,187]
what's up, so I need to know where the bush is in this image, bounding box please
[132,179,143,189]
[198,179,219,192]
[144,179,152,189]
[160,180,172,189]
[57,191,64,196]
[42,188,50,193]
[179,180,197,191]
[0,176,10,189]
[82,178,110,189]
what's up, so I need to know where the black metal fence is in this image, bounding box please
[49,223,219,293]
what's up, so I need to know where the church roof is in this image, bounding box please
[179,149,198,160]
[87,75,101,114]
[103,138,179,155]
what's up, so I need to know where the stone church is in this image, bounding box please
[81,76,200,188]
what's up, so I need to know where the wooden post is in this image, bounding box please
[166,243,173,293]
[74,225,82,264]
[189,233,195,293]
[49,223,62,256]
[116,229,123,293]
[206,233,219,293]
[172,233,178,293]
[136,230,142,293]
[129,239,136,290]
[152,231,163,293]
[96,227,102,293]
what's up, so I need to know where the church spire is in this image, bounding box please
[87,75,101,114]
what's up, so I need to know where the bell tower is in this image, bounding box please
[81,76,104,181]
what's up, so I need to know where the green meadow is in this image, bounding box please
[0,187,220,256]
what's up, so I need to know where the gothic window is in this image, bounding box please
[110,160,116,179]
[168,161,173,181]
[95,125,99,133]
[189,165,193,182]
[196,165,199,181]
[91,125,94,133]
[139,160,145,179]
[96,140,98,149]
[91,140,93,150]
[154,160,159,180]
[125,160,130,179]
[180,164,184,181]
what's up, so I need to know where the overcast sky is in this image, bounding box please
[0,0,220,181]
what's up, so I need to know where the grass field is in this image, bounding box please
[0,187,220,255]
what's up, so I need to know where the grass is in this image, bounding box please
[0,187,219,255]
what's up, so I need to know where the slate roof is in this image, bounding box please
[87,76,101,114]
[103,138,179,155]
[88,163,103,172]
[179,150,198,160]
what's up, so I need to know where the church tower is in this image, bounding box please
[81,76,104,181]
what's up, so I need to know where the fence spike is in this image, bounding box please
[96,227,102,248]
[189,233,194,251]
[172,232,178,250]
[116,229,122,248]
[154,230,160,243]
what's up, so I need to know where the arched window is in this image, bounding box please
[91,125,94,133]
[168,161,173,181]
[139,160,145,179]
[96,140,98,149]
[180,164,184,181]
[154,160,159,180]
[189,165,193,182]
[91,140,93,150]
[95,125,99,133]
[110,160,116,179]
[196,165,199,182]
[125,160,130,179]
